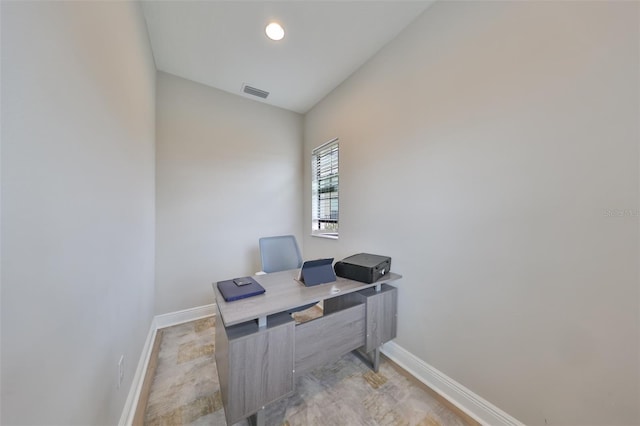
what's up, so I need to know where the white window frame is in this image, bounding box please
[311,138,339,239]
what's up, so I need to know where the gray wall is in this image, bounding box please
[155,72,303,314]
[303,2,639,425]
[1,1,156,425]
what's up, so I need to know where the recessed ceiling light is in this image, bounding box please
[265,22,285,41]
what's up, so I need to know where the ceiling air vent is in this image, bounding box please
[242,84,269,99]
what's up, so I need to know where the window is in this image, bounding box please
[311,138,339,238]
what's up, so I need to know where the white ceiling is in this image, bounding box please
[141,1,432,114]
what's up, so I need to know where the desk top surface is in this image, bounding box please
[213,270,402,327]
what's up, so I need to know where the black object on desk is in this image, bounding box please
[334,253,391,283]
[217,276,265,302]
[298,258,336,286]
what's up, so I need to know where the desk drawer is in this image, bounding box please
[324,284,398,353]
[294,303,365,376]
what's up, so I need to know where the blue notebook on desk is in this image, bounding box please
[217,276,265,302]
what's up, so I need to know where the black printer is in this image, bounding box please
[334,253,391,283]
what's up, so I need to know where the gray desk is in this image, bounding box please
[213,270,401,426]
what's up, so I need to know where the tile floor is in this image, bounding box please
[143,315,473,426]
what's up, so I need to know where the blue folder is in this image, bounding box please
[217,276,265,302]
[299,258,336,286]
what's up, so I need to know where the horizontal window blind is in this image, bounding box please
[312,139,339,236]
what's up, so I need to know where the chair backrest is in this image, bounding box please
[259,235,303,273]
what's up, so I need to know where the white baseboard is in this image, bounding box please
[154,303,216,329]
[381,341,524,426]
[120,305,521,426]
[119,304,216,425]
[118,318,158,426]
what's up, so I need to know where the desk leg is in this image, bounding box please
[372,348,380,373]
[249,408,265,426]
[369,283,382,372]
[355,347,381,373]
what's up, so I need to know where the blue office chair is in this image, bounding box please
[259,235,303,273]
[259,235,316,313]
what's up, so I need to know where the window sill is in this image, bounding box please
[311,233,339,240]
